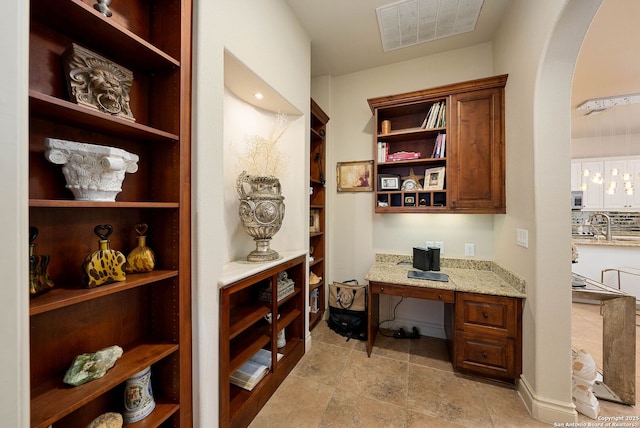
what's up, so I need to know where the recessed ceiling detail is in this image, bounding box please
[376,0,484,52]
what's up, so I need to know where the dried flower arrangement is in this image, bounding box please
[240,113,289,177]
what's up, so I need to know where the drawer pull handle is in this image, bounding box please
[438,294,442,300]
[482,352,488,358]
[482,312,489,319]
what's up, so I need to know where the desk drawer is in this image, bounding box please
[455,332,516,380]
[369,282,454,302]
[456,292,518,336]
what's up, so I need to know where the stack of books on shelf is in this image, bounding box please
[421,101,446,129]
[387,151,421,162]
[230,348,283,391]
[258,273,295,303]
[431,133,446,158]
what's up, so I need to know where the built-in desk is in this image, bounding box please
[365,254,526,382]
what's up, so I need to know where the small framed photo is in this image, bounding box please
[309,209,321,233]
[337,160,373,192]
[378,174,400,191]
[423,166,446,190]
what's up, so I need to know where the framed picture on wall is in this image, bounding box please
[337,160,373,192]
[423,166,445,190]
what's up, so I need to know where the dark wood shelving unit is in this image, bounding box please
[309,99,329,330]
[220,254,306,428]
[28,0,192,426]
[368,75,507,214]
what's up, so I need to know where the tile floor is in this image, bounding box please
[249,302,638,427]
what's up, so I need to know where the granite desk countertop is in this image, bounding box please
[365,254,526,298]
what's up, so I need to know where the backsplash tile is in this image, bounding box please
[572,211,640,235]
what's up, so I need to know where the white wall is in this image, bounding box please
[493,0,602,423]
[572,132,640,158]
[0,1,29,426]
[222,90,306,263]
[193,0,310,426]
[322,44,497,340]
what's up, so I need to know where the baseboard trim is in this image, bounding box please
[518,374,577,424]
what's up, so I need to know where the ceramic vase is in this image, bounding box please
[264,313,286,348]
[236,171,285,262]
[123,366,155,424]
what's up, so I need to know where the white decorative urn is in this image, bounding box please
[44,138,139,202]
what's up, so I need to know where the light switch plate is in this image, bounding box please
[464,243,475,257]
[516,228,529,248]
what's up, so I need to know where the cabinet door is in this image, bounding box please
[603,160,627,209]
[629,160,640,208]
[580,161,604,210]
[448,88,505,212]
[571,161,582,191]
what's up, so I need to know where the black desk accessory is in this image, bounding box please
[407,270,449,282]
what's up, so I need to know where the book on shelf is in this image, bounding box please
[421,101,445,129]
[386,151,421,162]
[230,349,283,391]
[377,141,388,163]
[431,133,446,158]
[436,103,446,128]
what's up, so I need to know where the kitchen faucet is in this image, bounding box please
[588,212,612,241]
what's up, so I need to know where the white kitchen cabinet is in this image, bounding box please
[572,157,640,210]
[577,160,604,210]
[603,158,640,209]
[571,161,582,191]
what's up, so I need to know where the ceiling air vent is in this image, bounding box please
[376,0,484,52]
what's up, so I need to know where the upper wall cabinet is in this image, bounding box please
[368,75,507,214]
[29,1,192,426]
[572,157,640,210]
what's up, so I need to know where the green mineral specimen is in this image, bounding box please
[63,345,123,386]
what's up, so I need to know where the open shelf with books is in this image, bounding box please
[220,254,306,428]
[368,75,507,214]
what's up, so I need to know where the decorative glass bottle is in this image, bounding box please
[29,226,55,297]
[82,224,126,288]
[125,223,155,273]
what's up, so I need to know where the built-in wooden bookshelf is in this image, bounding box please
[219,253,306,428]
[368,75,507,214]
[28,1,192,426]
[309,99,329,329]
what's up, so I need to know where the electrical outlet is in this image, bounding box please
[434,241,444,254]
[465,243,475,257]
[425,240,434,249]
